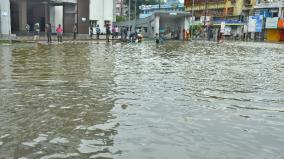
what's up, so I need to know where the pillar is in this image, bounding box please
[184,16,190,30]
[278,7,282,17]
[78,0,90,34]
[45,3,49,24]
[19,0,27,32]
[154,15,160,35]
[0,0,11,36]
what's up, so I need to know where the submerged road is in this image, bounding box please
[0,41,283,159]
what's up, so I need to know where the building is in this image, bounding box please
[116,10,191,39]
[0,0,115,37]
[139,0,184,19]
[252,0,284,41]
[116,0,127,16]
[184,0,256,37]
[184,0,256,23]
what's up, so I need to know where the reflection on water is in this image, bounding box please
[0,41,283,159]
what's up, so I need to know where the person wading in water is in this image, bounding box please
[73,24,77,40]
[45,23,52,43]
[96,25,100,39]
[56,24,63,43]
[106,24,111,42]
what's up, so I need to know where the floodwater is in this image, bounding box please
[0,41,283,159]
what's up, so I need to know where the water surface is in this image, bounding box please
[0,41,283,159]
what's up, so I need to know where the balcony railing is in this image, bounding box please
[194,8,234,17]
[189,0,225,5]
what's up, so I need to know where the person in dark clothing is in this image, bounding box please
[46,23,52,43]
[96,25,100,39]
[106,24,111,42]
[90,25,93,39]
[155,33,159,44]
[124,27,128,40]
[73,24,77,40]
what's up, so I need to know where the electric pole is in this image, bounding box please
[128,0,131,35]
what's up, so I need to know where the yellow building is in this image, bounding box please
[184,0,256,19]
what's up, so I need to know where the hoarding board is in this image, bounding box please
[248,16,256,32]
[266,17,278,29]
[220,21,225,33]
[255,15,263,32]
[248,15,263,32]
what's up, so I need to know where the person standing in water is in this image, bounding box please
[25,24,30,33]
[155,33,160,44]
[56,24,63,43]
[45,23,52,43]
[90,24,93,39]
[73,24,77,40]
[34,23,40,42]
[96,25,100,39]
[106,24,111,42]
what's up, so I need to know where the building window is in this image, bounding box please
[144,27,148,33]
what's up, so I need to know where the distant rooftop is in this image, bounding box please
[139,1,184,11]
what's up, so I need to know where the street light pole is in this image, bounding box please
[128,0,131,35]
[134,0,137,30]
[191,0,195,39]
[204,0,208,26]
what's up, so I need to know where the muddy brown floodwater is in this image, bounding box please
[0,41,283,159]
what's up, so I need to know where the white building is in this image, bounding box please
[89,0,115,33]
[116,0,128,16]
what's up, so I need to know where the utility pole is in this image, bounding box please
[128,0,131,35]
[134,0,137,30]
[191,0,195,39]
[204,0,208,26]
[159,0,161,10]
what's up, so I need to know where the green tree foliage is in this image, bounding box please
[116,16,126,22]
[124,0,165,19]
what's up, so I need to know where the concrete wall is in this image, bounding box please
[0,0,11,36]
[89,0,114,33]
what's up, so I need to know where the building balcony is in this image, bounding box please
[188,0,225,5]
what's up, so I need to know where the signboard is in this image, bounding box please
[266,17,278,29]
[200,16,212,26]
[248,15,263,32]
[220,21,225,33]
[169,12,177,16]
[224,26,231,35]
[278,19,284,28]
[243,24,248,33]
[255,15,263,32]
[1,11,8,16]
[248,16,256,32]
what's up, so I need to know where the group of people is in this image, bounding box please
[129,29,143,43]
[28,22,145,44]
[44,24,63,43]
[29,23,64,43]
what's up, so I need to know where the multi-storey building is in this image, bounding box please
[116,0,128,16]
[0,0,115,37]
[139,0,184,19]
[184,0,256,22]
[253,0,284,41]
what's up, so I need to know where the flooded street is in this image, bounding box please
[0,41,283,159]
